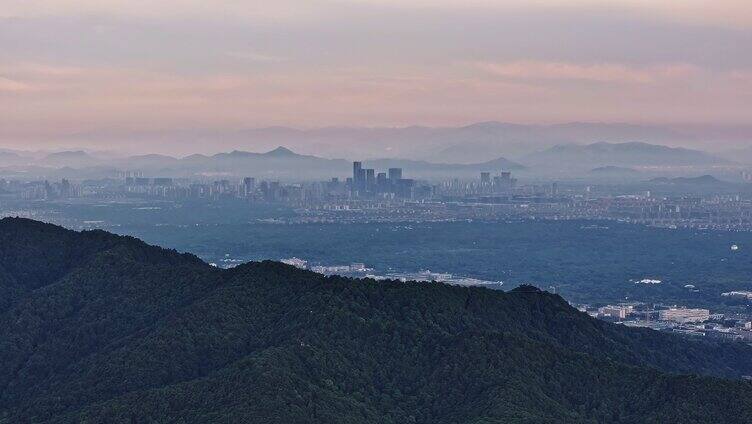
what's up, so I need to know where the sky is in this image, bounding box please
[1,0,752,152]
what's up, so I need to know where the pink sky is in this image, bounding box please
[1,1,751,150]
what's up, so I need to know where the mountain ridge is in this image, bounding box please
[1,146,526,179]
[648,175,728,185]
[10,121,742,163]
[1,218,752,422]
[521,141,731,172]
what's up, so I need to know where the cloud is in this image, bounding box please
[1,0,751,145]
[4,1,751,31]
[345,0,752,29]
[1,58,750,139]
[0,77,33,92]
[474,61,700,84]
[224,51,289,63]
[0,0,321,23]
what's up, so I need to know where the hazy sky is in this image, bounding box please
[2,0,751,149]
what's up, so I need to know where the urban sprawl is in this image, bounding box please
[3,161,752,340]
[3,161,752,231]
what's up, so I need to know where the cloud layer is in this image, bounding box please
[1,1,751,150]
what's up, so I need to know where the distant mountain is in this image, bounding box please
[77,147,525,180]
[182,153,211,163]
[42,150,101,168]
[119,154,180,169]
[183,147,350,179]
[363,156,525,177]
[44,150,93,160]
[0,138,734,180]
[0,151,24,166]
[721,146,752,165]
[590,165,639,174]
[522,142,730,173]
[2,219,752,422]
[262,146,299,157]
[46,122,711,163]
[648,175,729,186]
[212,147,321,161]
[429,122,692,163]
[183,148,526,180]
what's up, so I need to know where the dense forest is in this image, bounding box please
[1,217,752,423]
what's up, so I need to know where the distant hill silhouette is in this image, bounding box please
[648,175,728,185]
[41,121,713,163]
[590,165,639,174]
[0,151,24,166]
[364,156,525,175]
[111,147,526,179]
[42,150,101,167]
[522,142,730,172]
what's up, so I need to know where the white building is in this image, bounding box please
[598,305,634,320]
[350,263,366,272]
[281,257,308,269]
[722,291,752,300]
[658,308,710,323]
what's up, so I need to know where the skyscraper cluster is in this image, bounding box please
[351,162,413,198]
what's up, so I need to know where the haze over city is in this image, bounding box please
[2,0,752,155]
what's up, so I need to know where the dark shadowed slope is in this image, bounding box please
[0,218,751,423]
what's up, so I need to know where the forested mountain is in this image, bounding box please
[1,218,752,423]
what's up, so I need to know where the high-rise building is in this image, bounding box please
[352,161,367,193]
[242,177,256,197]
[365,169,375,191]
[353,161,362,183]
[388,168,402,181]
[152,177,173,186]
[396,178,415,199]
[376,172,387,188]
[60,178,71,197]
[44,180,53,199]
[480,172,491,185]
[491,171,515,193]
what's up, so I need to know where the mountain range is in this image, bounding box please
[521,142,730,174]
[0,146,526,180]
[590,165,640,174]
[427,122,696,163]
[0,139,738,182]
[1,218,752,422]
[722,146,752,165]
[648,175,729,186]
[38,121,745,163]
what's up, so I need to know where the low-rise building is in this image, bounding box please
[598,305,634,320]
[659,308,710,323]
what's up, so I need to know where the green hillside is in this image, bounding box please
[0,218,751,423]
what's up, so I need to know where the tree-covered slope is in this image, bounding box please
[0,218,751,423]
